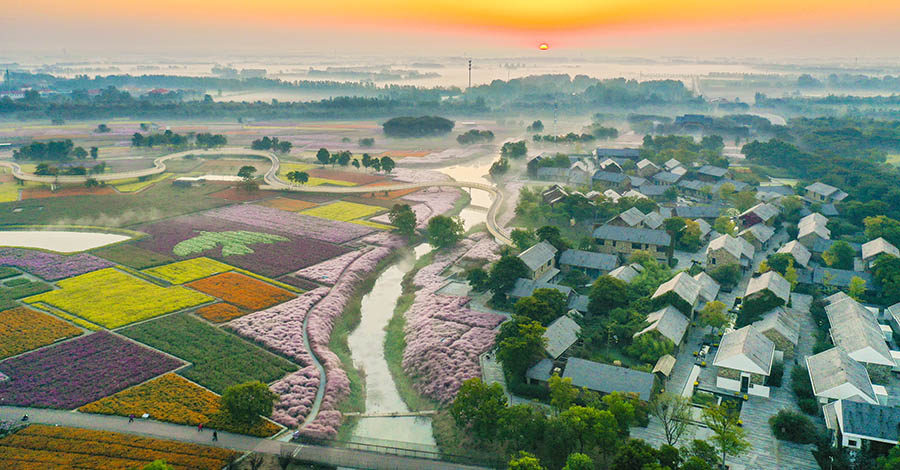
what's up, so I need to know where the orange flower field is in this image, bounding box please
[0,424,239,470]
[78,374,280,437]
[194,303,246,323]
[186,272,295,311]
[0,307,82,360]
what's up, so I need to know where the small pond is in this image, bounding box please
[0,231,131,253]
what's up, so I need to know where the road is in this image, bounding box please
[0,406,491,470]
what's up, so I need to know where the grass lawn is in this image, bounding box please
[92,243,175,269]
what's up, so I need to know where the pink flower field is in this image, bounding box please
[205,204,373,244]
[293,249,371,286]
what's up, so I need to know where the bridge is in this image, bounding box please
[342,410,437,418]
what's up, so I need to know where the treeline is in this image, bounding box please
[13,140,74,161]
[533,133,595,143]
[382,116,455,137]
[131,130,188,148]
[457,129,494,145]
[251,136,292,153]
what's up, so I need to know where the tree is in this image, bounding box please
[449,378,508,441]
[466,267,490,292]
[508,451,543,470]
[535,225,567,251]
[873,255,900,305]
[514,296,556,326]
[658,444,682,470]
[588,275,630,317]
[708,263,741,287]
[142,461,174,470]
[220,381,278,424]
[352,159,360,170]
[865,215,900,247]
[358,137,375,147]
[562,453,592,470]
[548,374,578,414]
[337,151,352,167]
[501,140,528,159]
[511,228,536,251]
[649,393,692,446]
[380,156,396,173]
[286,170,308,186]
[496,315,546,377]
[528,120,544,133]
[823,240,855,269]
[769,410,817,444]
[72,147,88,159]
[246,454,264,470]
[498,404,548,453]
[682,439,719,469]
[426,215,463,249]
[713,216,736,236]
[89,146,99,159]
[876,445,900,470]
[611,439,658,470]
[702,402,750,468]
[96,123,111,133]
[316,148,330,165]
[488,255,530,297]
[276,140,292,154]
[388,204,417,238]
[601,391,636,436]
[361,153,373,170]
[697,300,728,332]
[558,406,618,454]
[237,165,257,180]
[84,178,99,188]
[849,275,866,300]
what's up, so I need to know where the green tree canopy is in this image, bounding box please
[823,240,855,270]
[388,203,417,238]
[588,275,630,316]
[426,215,463,249]
[496,316,546,378]
[488,255,530,296]
[221,381,279,424]
[449,378,508,441]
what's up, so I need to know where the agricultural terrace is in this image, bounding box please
[79,373,281,437]
[25,268,213,329]
[0,307,82,359]
[142,257,234,284]
[119,313,298,393]
[186,272,295,311]
[0,331,183,409]
[0,424,239,470]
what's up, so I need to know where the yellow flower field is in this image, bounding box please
[351,220,394,230]
[0,307,83,359]
[300,201,384,222]
[143,257,233,284]
[26,268,213,329]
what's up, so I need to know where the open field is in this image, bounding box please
[0,307,83,359]
[186,272,296,311]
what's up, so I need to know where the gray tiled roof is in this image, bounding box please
[739,224,775,244]
[653,171,682,184]
[652,354,677,377]
[652,271,701,306]
[693,271,721,302]
[799,212,831,241]
[695,219,711,238]
[642,211,665,229]
[752,307,799,346]
[826,297,891,365]
[835,400,900,443]
[568,295,589,313]
[806,182,847,200]
[637,159,658,170]
[712,325,776,375]
[615,207,647,227]
[806,348,876,404]
[544,316,582,359]
[637,185,670,198]
[628,176,649,187]
[745,271,791,303]
[592,225,671,246]
[707,234,754,261]
[526,358,556,382]
[537,167,571,180]
[608,264,641,283]
[740,202,780,223]
[595,148,640,159]
[675,205,721,219]
[559,249,618,271]
[634,305,690,345]
[563,357,655,401]
[757,185,795,197]
[664,159,682,171]
[862,237,900,261]
[510,278,573,299]
[812,267,874,290]
[698,165,728,178]
[593,171,628,184]
[518,241,558,272]
[777,240,812,268]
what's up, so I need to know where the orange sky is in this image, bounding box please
[4,0,900,56]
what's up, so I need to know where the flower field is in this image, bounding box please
[120,313,297,393]
[92,244,174,269]
[0,307,82,359]
[135,214,352,277]
[0,424,239,470]
[402,188,462,225]
[227,288,329,427]
[300,201,385,223]
[186,272,295,311]
[26,268,213,329]
[79,374,281,437]
[205,204,373,244]
[0,331,183,409]
[256,197,318,212]
[195,303,245,323]
[294,249,370,285]
[306,168,385,185]
[401,235,505,403]
[173,231,289,257]
[143,257,234,284]
[0,248,114,281]
[21,186,117,200]
[0,277,53,310]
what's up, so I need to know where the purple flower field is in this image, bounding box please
[135,214,351,277]
[0,248,114,281]
[205,204,374,244]
[294,249,370,286]
[0,331,182,409]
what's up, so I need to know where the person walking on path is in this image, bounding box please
[212,431,218,442]
[198,423,203,432]
[128,414,134,423]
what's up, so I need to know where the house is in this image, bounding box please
[806,348,878,404]
[826,297,893,368]
[756,185,795,202]
[526,358,558,385]
[518,241,558,282]
[608,263,643,283]
[622,189,648,200]
[739,202,780,227]
[693,271,721,304]
[887,302,900,336]
[510,278,573,301]
[862,237,899,267]
[568,294,590,314]
[542,185,568,206]
[810,267,875,291]
[664,159,682,172]
[543,316,582,360]
[752,307,800,358]
[653,354,677,379]
[824,400,900,450]
[805,182,849,204]
[670,166,688,177]
[713,325,776,398]
[696,165,729,182]
[562,357,655,401]
[811,239,862,255]
[637,159,660,177]
[598,158,622,173]
[593,225,671,263]
[559,249,617,278]
[634,305,690,346]
[592,170,629,188]
[706,234,755,269]
[601,189,621,203]
[642,211,665,230]
[745,271,792,305]
[798,212,831,248]
[652,171,682,186]
[536,167,571,182]
[674,205,721,220]
[695,219,712,241]
[777,240,812,268]
[595,148,640,160]
[609,207,647,227]
[629,176,649,188]
[568,162,593,185]
[739,224,776,250]
[652,272,702,311]
[635,185,671,201]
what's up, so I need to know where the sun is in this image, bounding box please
[539,42,549,51]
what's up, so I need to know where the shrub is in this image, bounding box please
[766,361,784,387]
[769,410,818,443]
[798,398,820,416]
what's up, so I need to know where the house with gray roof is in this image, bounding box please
[806,348,878,404]
[810,267,875,291]
[739,224,776,250]
[637,159,660,177]
[510,278,573,301]
[593,225,671,263]
[805,182,849,204]
[752,307,800,358]
[608,263,643,283]
[693,271,721,304]
[518,241,558,282]
[610,207,647,227]
[634,305,690,346]
[598,158,622,173]
[887,302,900,337]
[798,212,831,248]
[642,211,665,230]
[543,316,582,360]
[542,185,568,206]
[674,205,721,220]
[636,185,670,200]
[697,165,729,181]
[559,249,617,278]
[622,189,648,200]
[592,170,629,187]
[826,297,893,367]
[713,325,776,397]
[777,240,812,268]
[707,234,755,269]
[653,354,677,379]
[695,219,712,240]
[745,271,791,304]
[628,176,648,187]
[601,189,621,203]
[671,166,688,177]
[526,358,557,384]
[862,237,900,267]
[664,159,682,171]
[568,294,589,314]
[740,202,780,227]
[653,171,682,185]
[595,148,640,160]
[824,399,900,450]
[652,272,702,310]
[562,357,655,401]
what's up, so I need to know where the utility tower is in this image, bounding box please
[467,59,472,89]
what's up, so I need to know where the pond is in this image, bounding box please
[0,230,131,253]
